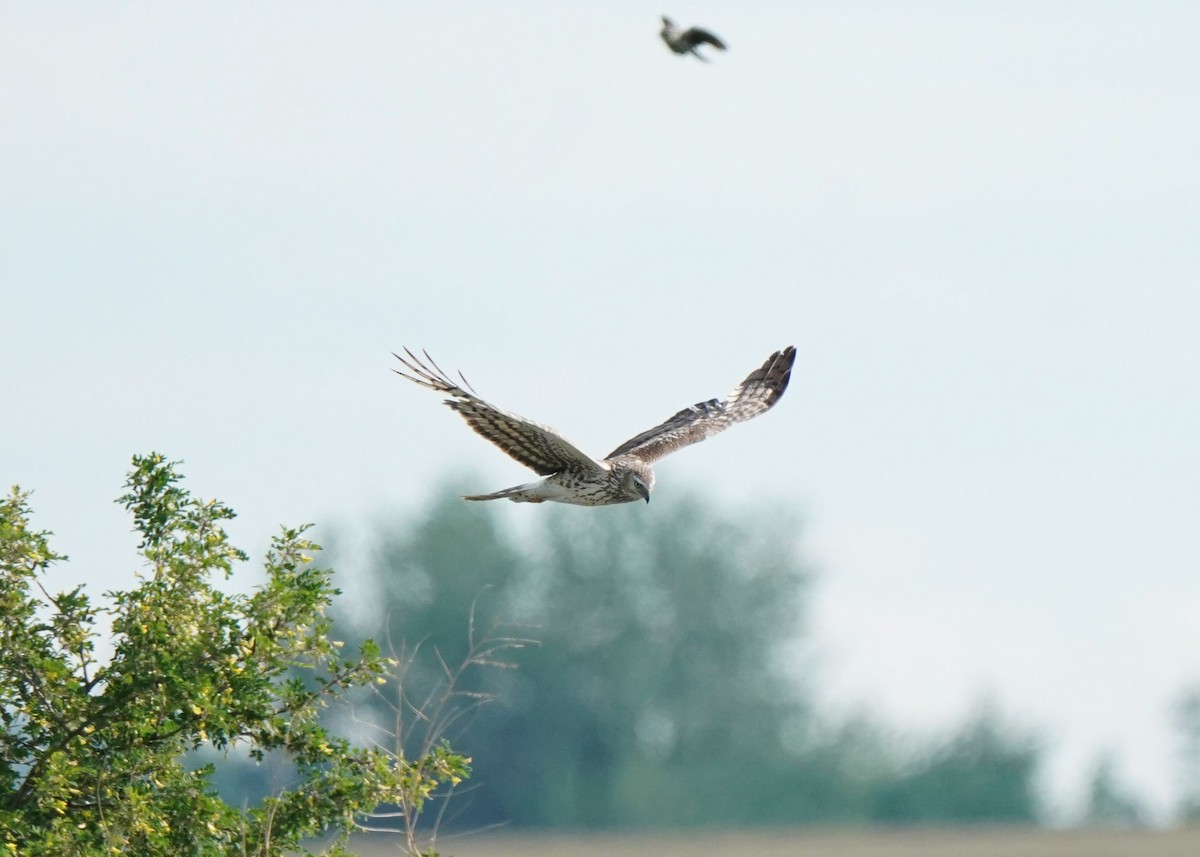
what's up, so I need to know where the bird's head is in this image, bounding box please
[661,15,674,28]
[620,467,653,504]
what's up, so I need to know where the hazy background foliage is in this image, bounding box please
[7,457,1199,848]
[285,483,1045,829]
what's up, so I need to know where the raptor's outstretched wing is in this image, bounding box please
[604,346,795,464]
[683,26,726,50]
[393,349,605,476]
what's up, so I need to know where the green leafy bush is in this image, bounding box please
[0,454,468,856]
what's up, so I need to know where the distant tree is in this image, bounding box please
[329,483,1047,830]
[332,488,828,828]
[1082,752,1145,827]
[0,454,469,857]
[352,485,527,694]
[327,482,532,828]
[1175,684,1200,823]
[869,706,1041,824]
[507,497,811,827]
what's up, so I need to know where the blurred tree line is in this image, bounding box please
[1176,685,1200,824]
[293,479,1042,829]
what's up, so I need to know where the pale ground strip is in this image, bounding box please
[350,826,1200,857]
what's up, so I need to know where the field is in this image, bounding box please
[350,826,1200,857]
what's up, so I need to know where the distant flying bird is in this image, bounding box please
[659,15,727,62]
[393,346,795,506]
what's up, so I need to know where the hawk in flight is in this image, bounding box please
[393,346,795,506]
[659,15,727,62]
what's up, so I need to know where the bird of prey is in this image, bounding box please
[393,346,795,506]
[659,15,727,62]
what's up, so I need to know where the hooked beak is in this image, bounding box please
[637,484,651,504]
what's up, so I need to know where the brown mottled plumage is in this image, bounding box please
[393,346,795,505]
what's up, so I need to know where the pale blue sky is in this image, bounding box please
[3,2,1198,822]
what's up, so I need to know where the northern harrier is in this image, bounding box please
[659,15,727,62]
[393,346,795,505]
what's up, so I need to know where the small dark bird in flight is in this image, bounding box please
[659,15,727,62]
[393,346,795,506]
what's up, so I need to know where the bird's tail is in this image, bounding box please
[462,483,546,503]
